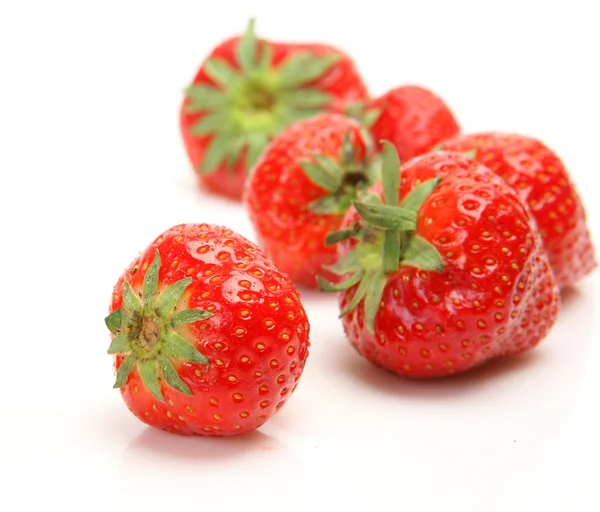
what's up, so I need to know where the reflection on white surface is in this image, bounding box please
[117,429,308,511]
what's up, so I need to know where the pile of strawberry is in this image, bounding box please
[105,20,596,437]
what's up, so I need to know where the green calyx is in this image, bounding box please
[343,101,382,129]
[317,141,445,334]
[300,130,379,215]
[105,250,212,401]
[184,18,341,176]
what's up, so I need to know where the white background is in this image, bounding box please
[1,1,599,511]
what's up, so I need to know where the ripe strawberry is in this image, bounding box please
[439,132,596,288]
[180,19,369,200]
[319,143,559,378]
[362,85,460,162]
[104,223,310,436]
[244,113,376,289]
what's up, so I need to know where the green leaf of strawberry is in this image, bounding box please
[105,250,212,401]
[185,19,342,176]
[317,141,445,334]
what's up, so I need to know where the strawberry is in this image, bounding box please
[318,143,559,378]
[180,19,369,200]
[439,132,597,288]
[244,113,376,289]
[363,85,460,162]
[104,223,310,436]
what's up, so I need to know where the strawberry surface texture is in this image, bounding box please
[105,223,310,436]
[320,144,560,378]
[440,132,596,288]
[244,112,375,289]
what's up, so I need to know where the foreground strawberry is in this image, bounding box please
[319,143,559,378]
[244,113,376,289]
[180,19,369,200]
[105,223,310,435]
[439,132,596,288]
[363,85,460,161]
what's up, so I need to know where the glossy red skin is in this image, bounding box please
[440,132,596,288]
[180,36,370,201]
[369,85,460,162]
[244,113,368,289]
[338,152,559,378]
[108,224,310,436]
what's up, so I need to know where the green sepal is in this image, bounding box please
[362,108,382,128]
[171,308,213,328]
[363,270,387,334]
[344,102,382,128]
[155,278,193,316]
[105,308,129,335]
[278,51,340,88]
[113,353,137,389]
[401,235,444,272]
[464,149,478,160]
[353,202,417,230]
[313,154,343,178]
[138,359,164,401]
[276,107,324,130]
[309,195,342,214]
[122,281,142,315]
[279,89,332,109]
[143,250,161,308]
[199,132,231,174]
[381,141,400,207]
[382,230,401,274]
[246,131,270,169]
[339,269,373,317]
[400,177,442,212]
[360,191,383,206]
[190,110,231,136]
[157,355,192,396]
[322,246,361,275]
[163,331,210,365]
[325,223,361,246]
[107,332,132,355]
[317,270,364,293]
[300,161,342,193]
[340,131,357,163]
[185,85,227,112]
[257,42,273,72]
[204,58,239,87]
[236,18,257,73]
[226,136,248,168]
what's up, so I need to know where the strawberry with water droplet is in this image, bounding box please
[319,143,559,378]
[105,224,310,435]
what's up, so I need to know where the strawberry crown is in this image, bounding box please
[299,129,380,215]
[105,250,211,401]
[317,141,445,333]
[184,19,341,177]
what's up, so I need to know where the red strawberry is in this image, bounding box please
[365,85,460,161]
[180,19,369,200]
[319,143,559,378]
[244,113,376,289]
[105,223,310,436]
[439,132,596,288]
